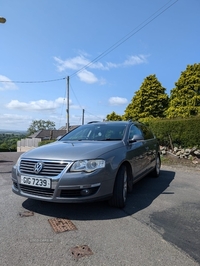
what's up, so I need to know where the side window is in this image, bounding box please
[128,125,143,140]
[139,124,154,140]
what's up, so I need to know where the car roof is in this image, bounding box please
[87,120,140,126]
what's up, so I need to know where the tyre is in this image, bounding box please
[108,165,128,208]
[151,154,161,178]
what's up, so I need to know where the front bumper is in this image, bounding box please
[11,166,115,203]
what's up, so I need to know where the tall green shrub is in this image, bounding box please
[148,117,200,148]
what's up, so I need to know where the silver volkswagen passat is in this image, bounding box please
[12,121,161,208]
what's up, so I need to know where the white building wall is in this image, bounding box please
[17,138,41,152]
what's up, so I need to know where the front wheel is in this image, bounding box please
[108,165,128,208]
[151,154,161,178]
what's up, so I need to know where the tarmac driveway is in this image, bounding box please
[0,152,199,266]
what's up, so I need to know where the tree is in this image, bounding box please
[27,120,56,135]
[166,63,200,118]
[106,111,122,121]
[123,74,169,121]
[0,142,8,150]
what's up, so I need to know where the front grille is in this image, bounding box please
[20,159,69,176]
[60,187,99,198]
[20,184,54,197]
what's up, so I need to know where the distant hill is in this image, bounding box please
[0,129,27,135]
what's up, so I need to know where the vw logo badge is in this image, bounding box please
[34,162,43,174]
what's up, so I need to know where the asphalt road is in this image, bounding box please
[0,152,199,266]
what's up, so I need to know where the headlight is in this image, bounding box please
[70,159,105,173]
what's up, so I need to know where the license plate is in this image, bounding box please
[21,175,51,188]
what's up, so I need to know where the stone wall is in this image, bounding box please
[160,146,200,165]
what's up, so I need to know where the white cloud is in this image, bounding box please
[77,69,98,84]
[106,62,119,68]
[123,54,149,66]
[109,97,128,106]
[55,97,66,104]
[5,97,79,111]
[106,54,148,68]
[54,55,108,72]
[0,75,18,91]
[0,113,32,130]
[6,99,58,111]
[54,55,90,71]
[0,108,105,131]
[54,52,149,84]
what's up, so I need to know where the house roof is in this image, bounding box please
[28,125,80,140]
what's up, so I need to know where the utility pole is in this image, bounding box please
[67,76,69,133]
[82,109,85,125]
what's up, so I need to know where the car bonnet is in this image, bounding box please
[20,140,124,161]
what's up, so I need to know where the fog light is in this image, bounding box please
[80,189,91,196]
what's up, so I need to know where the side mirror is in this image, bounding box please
[129,134,144,143]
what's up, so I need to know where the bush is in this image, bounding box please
[146,117,200,148]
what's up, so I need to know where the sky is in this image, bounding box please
[0,0,200,131]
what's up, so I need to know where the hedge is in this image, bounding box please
[146,117,200,148]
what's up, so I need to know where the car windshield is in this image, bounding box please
[60,124,127,141]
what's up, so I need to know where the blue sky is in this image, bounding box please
[0,0,199,131]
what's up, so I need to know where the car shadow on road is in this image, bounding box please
[22,169,175,221]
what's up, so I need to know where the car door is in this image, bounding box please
[138,124,156,172]
[126,124,147,179]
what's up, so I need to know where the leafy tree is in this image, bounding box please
[106,111,122,121]
[123,74,169,121]
[27,120,56,135]
[0,133,26,151]
[166,63,200,118]
[0,142,8,150]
